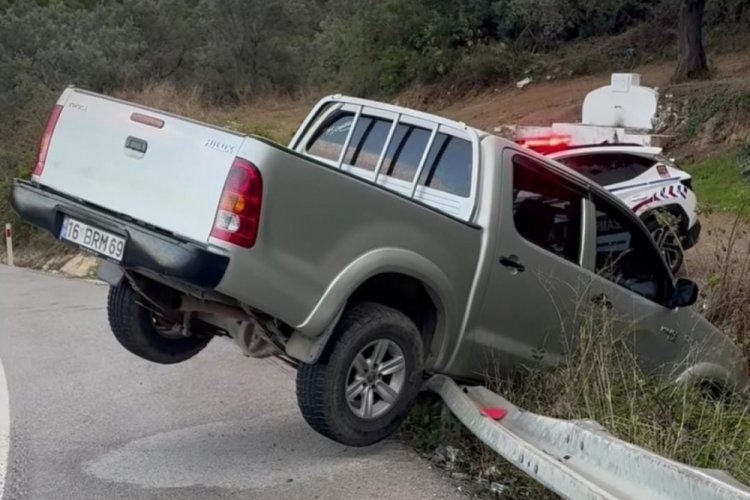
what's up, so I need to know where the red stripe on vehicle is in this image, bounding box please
[632,195,656,212]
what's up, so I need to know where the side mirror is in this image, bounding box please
[669,278,698,308]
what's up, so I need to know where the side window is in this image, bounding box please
[621,154,656,178]
[594,197,668,303]
[382,124,431,182]
[512,156,583,264]
[306,112,354,162]
[418,134,472,197]
[343,116,393,171]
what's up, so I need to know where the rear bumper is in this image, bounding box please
[10,180,229,289]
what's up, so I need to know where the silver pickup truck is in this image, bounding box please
[11,89,749,446]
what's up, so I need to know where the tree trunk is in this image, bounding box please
[672,0,710,83]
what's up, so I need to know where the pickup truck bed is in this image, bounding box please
[14,88,482,348]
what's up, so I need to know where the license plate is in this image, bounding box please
[60,217,126,261]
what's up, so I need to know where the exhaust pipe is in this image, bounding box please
[179,296,280,359]
[178,296,248,320]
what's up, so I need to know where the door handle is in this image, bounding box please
[499,255,525,272]
[591,293,613,309]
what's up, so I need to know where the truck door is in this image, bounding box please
[449,151,589,381]
[580,193,696,377]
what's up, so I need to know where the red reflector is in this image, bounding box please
[211,158,263,248]
[516,134,571,154]
[33,104,64,177]
[130,112,165,129]
[480,407,508,421]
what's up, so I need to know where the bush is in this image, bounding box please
[679,85,750,140]
[447,42,524,88]
[314,0,669,96]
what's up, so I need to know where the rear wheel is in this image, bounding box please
[647,213,684,274]
[107,279,211,364]
[296,302,424,447]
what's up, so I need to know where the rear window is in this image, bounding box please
[382,124,431,182]
[307,113,354,161]
[306,111,473,198]
[418,134,472,197]
[555,153,655,186]
[343,116,392,171]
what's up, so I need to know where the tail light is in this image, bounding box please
[33,104,64,177]
[211,157,263,248]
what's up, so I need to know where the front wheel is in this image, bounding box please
[296,302,424,447]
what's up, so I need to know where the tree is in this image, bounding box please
[672,0,709,83]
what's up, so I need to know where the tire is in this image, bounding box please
[646,213,685,274]
[107,279,211,364]
[296,302,424,447]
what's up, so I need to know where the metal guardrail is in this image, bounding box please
[427,375,750,500]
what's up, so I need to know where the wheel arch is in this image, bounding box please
[346,273,440,353]
[639,203,689,234]
[674,361,740,394]
[286,249,456,366]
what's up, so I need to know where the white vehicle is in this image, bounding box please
[518,138,700,273]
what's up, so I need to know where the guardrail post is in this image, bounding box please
[4,224,13,267]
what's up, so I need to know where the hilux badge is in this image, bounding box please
[204,138,235,154]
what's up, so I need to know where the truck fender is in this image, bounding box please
[674,362,736,392]
[287,248,456,364]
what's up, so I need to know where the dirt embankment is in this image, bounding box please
[420,52,750,134]
[117,52,750,148]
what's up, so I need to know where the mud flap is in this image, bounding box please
[285,307,345,364]
[97,259,124,285]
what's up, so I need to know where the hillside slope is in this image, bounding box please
[418,52,750,135]
[126,52,750,152]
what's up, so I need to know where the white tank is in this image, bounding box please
[581,73,658,130]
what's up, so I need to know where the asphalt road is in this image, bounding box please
[0,265,463,500]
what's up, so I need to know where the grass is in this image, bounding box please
[684,148,750,218]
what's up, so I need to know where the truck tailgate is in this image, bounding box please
[37,89,245,243]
